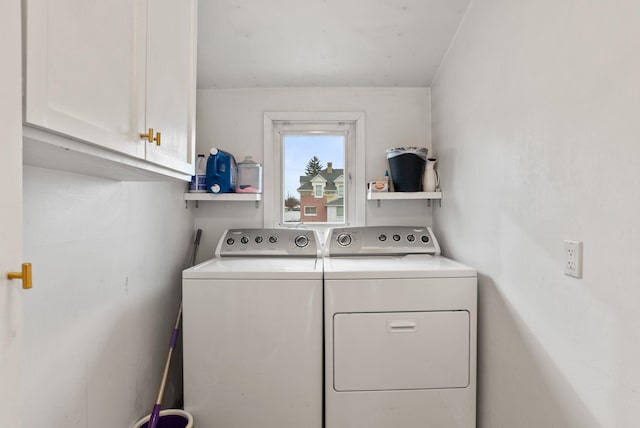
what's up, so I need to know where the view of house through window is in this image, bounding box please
[282,134,346,224]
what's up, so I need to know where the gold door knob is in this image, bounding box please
[7,263,33,290]
[154,131,161,146]
[140,128,154,143]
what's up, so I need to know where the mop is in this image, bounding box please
[146,229,202,428]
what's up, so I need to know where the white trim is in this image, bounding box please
[263,112,365,228]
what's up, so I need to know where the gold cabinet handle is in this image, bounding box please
[140,128,154,143]
[7,263,33,290]
[154,131,161,146]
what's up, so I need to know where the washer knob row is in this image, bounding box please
[226,235,277,246]
[226,234,311,248]
[376,233,430,243]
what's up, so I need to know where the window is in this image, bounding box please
[283,133,342,223]
[264,112,365,228]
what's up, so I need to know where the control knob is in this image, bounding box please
[421,235,430,243]
[378,234,387,242]
[240,236,249,244]
[226,238,235,246]
[255,236,263,243]
[268,235,278,244]
[336,233,352,247]
[407,234,415,242]
[295,235,309,248]
[392,234,401,242]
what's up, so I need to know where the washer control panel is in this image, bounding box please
[326,226,440,256]
[216,228,320,257]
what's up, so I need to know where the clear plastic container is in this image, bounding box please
[236,156,263,194]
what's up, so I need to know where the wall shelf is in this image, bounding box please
[367,191,442,201]
[367,191,442,207]
[183,192,262,208]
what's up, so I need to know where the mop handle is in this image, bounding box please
[149,229,200,428]
[155,304,182,405]
[155,229,199,403]
[191,229,202,267]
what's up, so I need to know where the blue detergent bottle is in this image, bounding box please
[205,148,237,193]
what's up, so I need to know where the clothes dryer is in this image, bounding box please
[324,226,477,428]
[182,228,323,428]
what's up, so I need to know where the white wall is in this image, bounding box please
[194,87,433,257]
[432,1,640,427]
[23,167,193,428]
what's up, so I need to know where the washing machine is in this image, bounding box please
[324,226,477,428]
[182,228,323,428]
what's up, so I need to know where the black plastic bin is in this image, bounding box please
[386,147,428,192]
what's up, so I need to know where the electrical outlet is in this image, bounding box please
[564,240,583,278]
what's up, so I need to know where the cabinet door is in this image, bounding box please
[24,0,146,158]
[145,0,197,174]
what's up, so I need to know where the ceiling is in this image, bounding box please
[197,0,471,89]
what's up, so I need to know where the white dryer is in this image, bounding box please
[324,226,477,428]
[182,228,323,428]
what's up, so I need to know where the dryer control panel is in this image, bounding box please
[325,226,440,256]
[216,228,321,258]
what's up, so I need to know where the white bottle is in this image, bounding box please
[189,154,207,192]
[423,158,439,192]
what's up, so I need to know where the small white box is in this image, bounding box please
[368,180,388,192]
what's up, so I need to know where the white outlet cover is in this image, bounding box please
[564,240,583,278]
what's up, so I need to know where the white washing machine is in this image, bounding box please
[182,228,323,428]
[324,226,477,428]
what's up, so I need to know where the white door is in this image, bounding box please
[0,0,24,426]
[144,0,197,174]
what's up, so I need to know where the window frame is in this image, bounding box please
[304,206,318,216]
[263,112,365,229]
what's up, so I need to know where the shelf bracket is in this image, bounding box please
[255,201,260,209]
[376,200,381,208]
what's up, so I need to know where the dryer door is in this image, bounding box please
[333,311,469,391]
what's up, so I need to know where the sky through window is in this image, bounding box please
[283,134,345,198]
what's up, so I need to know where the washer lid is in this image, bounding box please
[323,254,475,279]
[183,257,322,280]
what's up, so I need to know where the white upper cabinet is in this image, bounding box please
[24,0,146,158]
[145,0,197,174]
[23,0,197,178]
